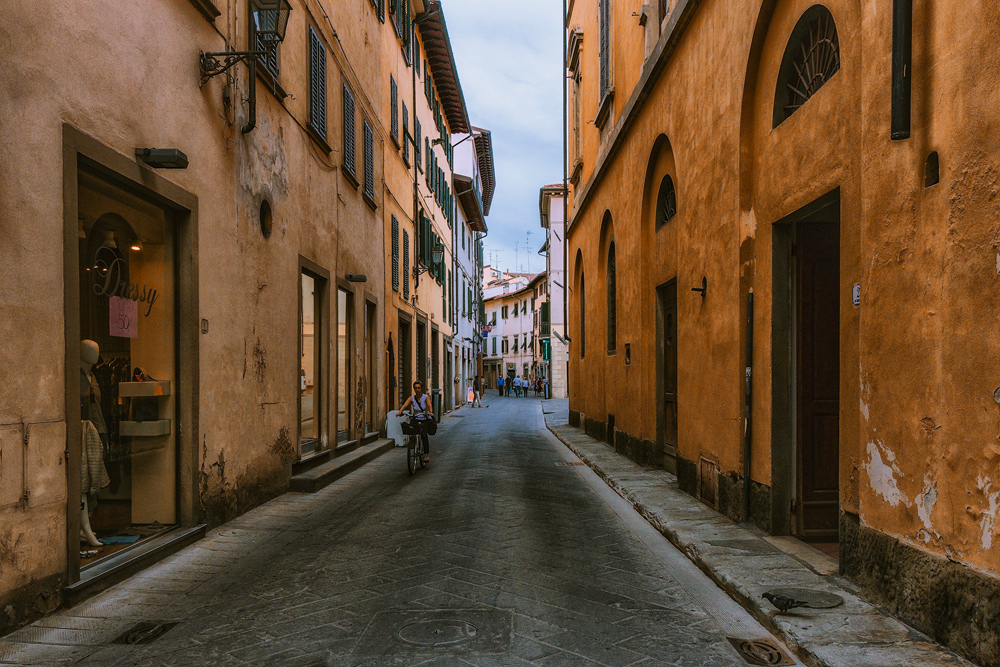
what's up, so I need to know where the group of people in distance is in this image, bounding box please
[495,374,545,398]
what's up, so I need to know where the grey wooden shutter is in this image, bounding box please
[343,85,356,175]
[390,76,398,140]
[599,0,610,99]
[364,121,375,199]
[391,216,399,292]
[309,28,327,139]
[415,120,422,164]
[403,230,410,299]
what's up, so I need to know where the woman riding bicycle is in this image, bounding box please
[398,381,434,463]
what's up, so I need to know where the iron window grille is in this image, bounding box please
[308,28,327,140]
[656,175,677,228]
[774,5,840,127]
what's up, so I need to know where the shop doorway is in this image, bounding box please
[398,317,412,406]
[75,171,179,565]
[386,335,396,412]
[773,191,841,544]
[656,280,678,474]
[416,321,427,385]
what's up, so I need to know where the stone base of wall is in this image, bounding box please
[582,414,607,443]
[841,512,1000,667]
[568,409,580,427]
[0,573,63,638]
[612,428,660,468]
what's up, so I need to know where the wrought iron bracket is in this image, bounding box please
[199,50,265,85]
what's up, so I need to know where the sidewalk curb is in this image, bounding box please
[543,417,974,667]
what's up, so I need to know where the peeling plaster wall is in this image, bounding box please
[566,0,1000,584]
[0,0,390,631]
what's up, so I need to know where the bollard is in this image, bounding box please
[432,389,442,423]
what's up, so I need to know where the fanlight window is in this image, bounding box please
[656,175,677,228]
[773,6,840,127]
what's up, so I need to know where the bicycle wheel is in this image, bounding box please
[407,437,417,475]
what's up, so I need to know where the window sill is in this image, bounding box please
[570,159,584,185]
[364,192,378,211]
[256,65,288,101]
[391,134,401,150]
[306,123,332,155]
[342,168,360,190]
[595,88,615,130]
[188,0,221,22]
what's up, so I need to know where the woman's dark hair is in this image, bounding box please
[412,381,423,389]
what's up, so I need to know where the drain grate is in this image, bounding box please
[727,637,795,666]
[763,587,844,609]
[112,621,179,645]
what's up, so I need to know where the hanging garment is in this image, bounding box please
[81,420,110,494]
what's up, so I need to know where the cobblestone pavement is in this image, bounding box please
[1,395,800,667]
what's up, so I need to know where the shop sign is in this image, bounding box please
[109,296,138,338]
[94,257,159,317]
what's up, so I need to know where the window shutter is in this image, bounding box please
[390,76,398,141]
[415,120,422,163]
[402,103,409,163]
[364,121,375,200]
[599,0,610,99]
[343,86,356,175]
[309,29,327,139]
[378,0,385,22]
[391,216,399,292]
[403,230,410,299]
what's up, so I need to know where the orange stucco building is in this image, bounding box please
[564,0,999,663]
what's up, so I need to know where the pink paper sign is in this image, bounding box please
[109,296,138,338]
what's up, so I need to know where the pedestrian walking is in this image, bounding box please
[505,376,511,396]
[513,376,521,397]
[472,375,483,408]
[497,375,504,397]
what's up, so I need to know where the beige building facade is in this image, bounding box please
[0,0,474,634]
[565,0,1000,663]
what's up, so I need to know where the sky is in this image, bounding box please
[444,0,563,277]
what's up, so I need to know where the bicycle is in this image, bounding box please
[401,417,428,475]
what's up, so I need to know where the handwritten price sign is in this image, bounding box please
[109,296,138,338]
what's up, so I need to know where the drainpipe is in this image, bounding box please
[562,0,571,376]
[743,289,754,524]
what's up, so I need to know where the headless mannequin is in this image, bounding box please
[80,340,102,547]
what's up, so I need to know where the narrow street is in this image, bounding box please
[3,396,798,667]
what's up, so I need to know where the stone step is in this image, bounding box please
[289,439,395,493]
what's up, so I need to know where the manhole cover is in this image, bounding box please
[397,619,478,647]
[112,621,179,645]
[764,587,844,609]
[727,637,795,666]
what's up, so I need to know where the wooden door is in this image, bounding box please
[658,282,678,469]
[795,221,840,539]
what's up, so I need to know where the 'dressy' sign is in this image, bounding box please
[93,257,159,317]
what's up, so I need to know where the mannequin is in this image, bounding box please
[80,339,108,547]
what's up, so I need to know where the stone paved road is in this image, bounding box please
[1,395,800,667]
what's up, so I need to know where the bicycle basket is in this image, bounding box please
[401,420,423,436]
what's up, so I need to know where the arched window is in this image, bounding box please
[773,5,840,128]
[656,175,677,228]
[607,241,617,353]
[579,272,586,359]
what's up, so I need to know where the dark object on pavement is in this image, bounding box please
[762,592,809,614]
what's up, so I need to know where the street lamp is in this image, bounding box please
[414,241,445,277]
[199,0,292,134]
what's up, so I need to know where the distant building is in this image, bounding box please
[539,184,567,398]
[482,273,546,388]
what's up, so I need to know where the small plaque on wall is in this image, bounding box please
[852,284,861,307]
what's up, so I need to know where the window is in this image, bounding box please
[659,0,668,23]
[337,288,353,442]
[363,121,375,201]
[415,119,422,165]
[308,28,327,140]
[656,175,677,228]
[607,241,617,353]
[599,0,611,100]
[503,338,509,354]
[402,103,410,164]
[492,337,497,355]
[403,230,410,299]
[391,216,399,291]
[343,86,356,176]
[390,76,399,142]
[773,6,840,127]
[580,272,586,358]
[513,338,519,352]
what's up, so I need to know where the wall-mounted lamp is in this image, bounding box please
[135,148,188,169]
[691,276,707,298]
[345,274,368,283]
[199,0,292,134]
[414,242,445,277]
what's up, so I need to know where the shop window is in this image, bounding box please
[77,173,178,561]
[300,270,326,454]
[774,6,840,127]
[337,288,353,442]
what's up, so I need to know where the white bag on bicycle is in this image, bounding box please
[386,413,405,447]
